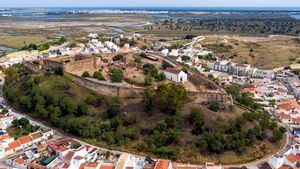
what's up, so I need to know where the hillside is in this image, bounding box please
[201,36,300,69]
[3,65,286,164]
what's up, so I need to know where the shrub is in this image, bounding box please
[82,71,90,77]
[209,103,220,112]
[110,68,123,83]
[144,77,152,86]
[112,54,124,61]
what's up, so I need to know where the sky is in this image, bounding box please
[0,0,300,8]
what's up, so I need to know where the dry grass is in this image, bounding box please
[201,36,300,69]
[0,35,47,49]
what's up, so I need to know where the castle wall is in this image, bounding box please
[43,56,101,73]
[67,73,232,104]
[68,73,144,98]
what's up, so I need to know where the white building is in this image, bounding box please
[208,60,231,73]
[0,114,13,130]
[230,63,251,76]
[169,49,179,57]
[161,49,169,57]
[268,155,285,169]
[87,33,99,39]
[163,68,187,83]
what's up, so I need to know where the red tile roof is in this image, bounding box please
[5,141,21,151]
[243,88,257,93]
[278,112,291,120]
[18,135,33,145]
[15,157,25,165]
[286,155,297,163]
[85,162,99,167]
[278,165,291,169]
[100,164,115,169]
[154,160,170,169]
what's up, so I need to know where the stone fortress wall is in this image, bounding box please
[67,73,233,104]
[27,54,233,104]
[43,55,101,73]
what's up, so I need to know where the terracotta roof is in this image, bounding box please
[243,88,256,93]
[18,135,33,145]
[286,155,297,163]
[293,118,300,124]
[15,157,25,165]
[164,68,183,74]
[64,151,75,162]
[278,112,291,120]
[0,114,10,119]
[154,160,170,169]
[116,154,129,169]
[5,141,21,151]
[143,163,155,169]
[0,134,12,141]
[278,165,291,169]
[85,162,99,167]
[73,156,84,160]
[177,166,197,169]
[30,131,43,140]
[57,146,69,152]
[277,103,292,111]
[100,164,115,169]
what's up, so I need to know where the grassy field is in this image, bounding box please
[0,35,47,49]
[201,36,300,69]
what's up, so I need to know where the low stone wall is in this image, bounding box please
[25,62,43,73]
[67,73,144,98]
[188,91,233,104]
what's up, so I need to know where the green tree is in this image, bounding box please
[110,68,123,83]
[107,103,121,118]
[33,94,46,106]
[60,96,78,115]
[189,108,204,123]
[162,60,172,69]
[155,73,166,81]
[82,71,90,77]
[18,95,32,110]
[143,87,154,113]
[156,83,187,114]
[181,55,191,62]
[144,77,152,86]
[273,129,284,142]
[93,70,105,81]
[4,66,20,84]
[167,129,182,144]
[35,104,48,119]
[209,103,220,112]
[77,101,88,116]
[44,91,59,106]
[48,105,62,127]
[112,54,124,61]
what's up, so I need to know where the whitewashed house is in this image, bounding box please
[268,155,285,169]
[161,49,169,57]
[163,68,187,83]
[169,49,179,57]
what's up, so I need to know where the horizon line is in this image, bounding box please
[1,6,300,8]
